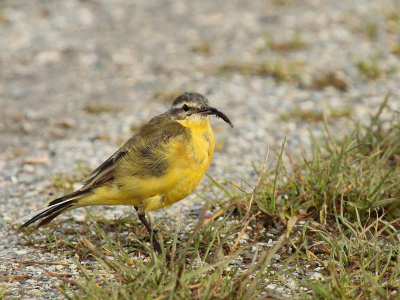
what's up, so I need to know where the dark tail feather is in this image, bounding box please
[19,200,75,229]
[36,205,73,228]
[15,190,90,229]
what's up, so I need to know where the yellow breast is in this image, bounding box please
[162,117,215,207]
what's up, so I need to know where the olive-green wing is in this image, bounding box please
[81,114,187,190]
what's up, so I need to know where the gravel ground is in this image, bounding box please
[1,0,400,298]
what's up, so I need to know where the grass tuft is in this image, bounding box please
[190,40,212,55]
[84,103,122,115]
[279,105,353,123]
[257,32,308,53]
[0,9,9,24]
[311,72,348,91]
[392,44,400,56]
[386,11,400,33]
[253,95,400,298]
[217,60,304,82]
[356,57,382,80]
[365,22,379,40]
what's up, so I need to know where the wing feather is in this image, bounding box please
[81,114,188,190]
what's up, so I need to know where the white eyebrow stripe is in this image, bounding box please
[171,102,198,109]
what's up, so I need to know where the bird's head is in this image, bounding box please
[167,92,233,129]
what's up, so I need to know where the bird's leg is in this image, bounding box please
[134,206,163,254]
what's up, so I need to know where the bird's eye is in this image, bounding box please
[182,104,189,112]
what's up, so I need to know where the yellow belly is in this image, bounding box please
[150,120,215,211]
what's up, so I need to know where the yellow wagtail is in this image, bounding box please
[15,92,233,254]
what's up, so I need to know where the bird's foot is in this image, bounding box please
[151,233,171,260]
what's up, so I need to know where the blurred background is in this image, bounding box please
[2,1,400,297]
[1,0,400,186]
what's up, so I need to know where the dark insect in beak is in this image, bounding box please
[197,107,234,128]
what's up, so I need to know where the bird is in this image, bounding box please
[14,92,233,255]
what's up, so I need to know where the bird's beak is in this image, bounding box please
[197,107,234,128]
